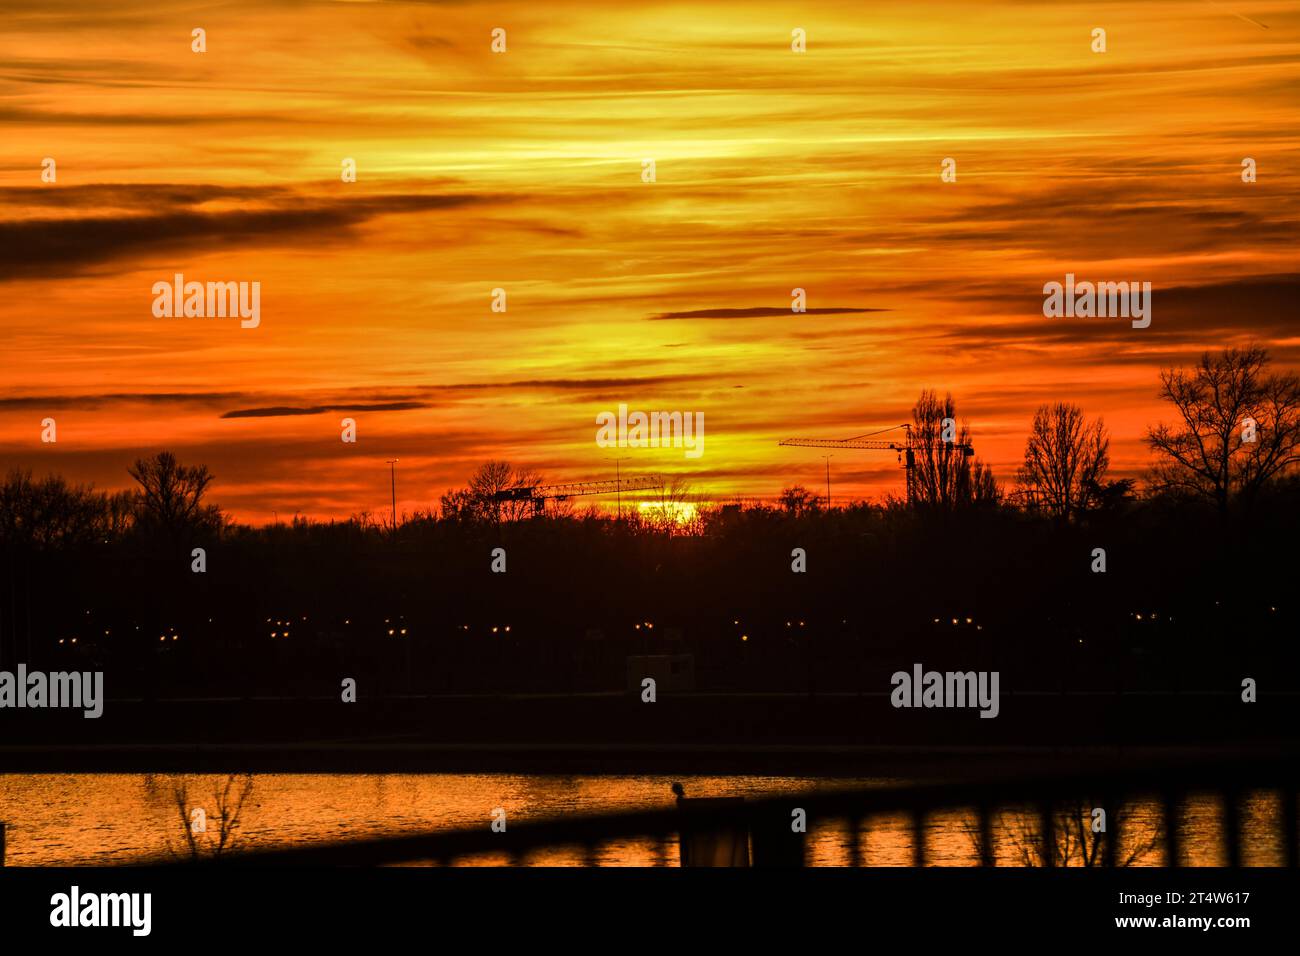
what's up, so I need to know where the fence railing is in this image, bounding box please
[160,752,1299,867]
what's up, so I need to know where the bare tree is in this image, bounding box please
[1146,346,1300,518]
[1017,403,1110,522]
[964,799,1160,866]
[440,460,544,523]
[642,476,697,533]
[778,484,821,515]
[161,774,256,861]
[128,452,224,536]
[970,458,1001,507]
[0,469,131,549]
[910,390,999,508]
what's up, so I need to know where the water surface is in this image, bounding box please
[0,774,1284,866]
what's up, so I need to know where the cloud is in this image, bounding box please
[650,306,888,320]
[221,402,432,419]
[0,375,720,419]
[0,188,505,280]
[0,391,250,410]
[928,273,1300,353]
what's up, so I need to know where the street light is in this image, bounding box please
[386,459,399,532]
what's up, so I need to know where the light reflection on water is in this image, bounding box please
[0,774,1285,866]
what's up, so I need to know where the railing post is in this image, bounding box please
[1163,791,1181,867]
[847,816,863,867]
[1283,787,1298,868]
[1038,801,1055,867]
[977,804,995,867]
[1223,790,1241,868]
[1103,796,1119,868]
[911,808,926,867]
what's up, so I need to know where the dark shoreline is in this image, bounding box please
[3,741,1294,778]
[3,691,1292,775]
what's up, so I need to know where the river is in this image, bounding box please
[0,774,1285,866]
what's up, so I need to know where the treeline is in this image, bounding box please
[1,347,1297,696]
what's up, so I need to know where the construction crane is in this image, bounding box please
[492,475,664,515]
[779,423,973,504]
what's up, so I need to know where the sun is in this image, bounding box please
[635,500,699,526]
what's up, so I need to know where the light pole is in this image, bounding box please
[604,456,630,520]
[821,454,832,507]
[386,459,399,532]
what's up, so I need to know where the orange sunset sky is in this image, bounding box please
[2,0,1297,523]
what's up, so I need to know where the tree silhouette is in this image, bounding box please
[910,390,999,508]
[1146,346,1300,519]
[1017,402,1110,522]
[641,475,698,533]
[440,460,543,523]
[778,484,821,515]
[127,452,223,538]
[0,469,132,549]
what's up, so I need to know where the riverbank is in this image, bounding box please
[1,687,1294,774]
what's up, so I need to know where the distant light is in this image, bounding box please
[504,626,511,633]
[400,628,407,635]
[741,634,749,642]
[71,638,77,644]
[492,626,499,633]
[388,629,395,636]
[965,618,972,624]
[951,618,958,625]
